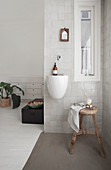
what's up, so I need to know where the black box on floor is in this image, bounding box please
[22,105,44,124]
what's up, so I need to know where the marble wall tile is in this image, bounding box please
[102,0,111,147]
[44,0,103,133]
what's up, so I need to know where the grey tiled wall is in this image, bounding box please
[44,0,103,133]
[102,0,111,147]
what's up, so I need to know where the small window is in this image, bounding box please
[74,0,101,81]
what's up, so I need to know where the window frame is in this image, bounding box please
[74,0,101,81]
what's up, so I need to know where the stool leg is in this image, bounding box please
[69,131,77,154]
[79,115,83,130]
[92,115,105,158]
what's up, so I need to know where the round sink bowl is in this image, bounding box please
[46,75,68,99]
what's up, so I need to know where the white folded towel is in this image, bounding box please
[68,103,85,133]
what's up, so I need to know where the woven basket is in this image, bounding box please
[0,97,11,107]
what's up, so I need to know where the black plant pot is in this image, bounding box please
[11,93,21,109]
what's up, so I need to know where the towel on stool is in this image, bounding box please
[68,103,85,133]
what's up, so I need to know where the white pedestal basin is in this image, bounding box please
[47,75,68,99]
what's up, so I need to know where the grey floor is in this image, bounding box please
[23,133,111,170]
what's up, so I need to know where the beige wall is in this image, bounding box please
[0,0,44,78]
[44,0,103,133]
[102,0,111,147]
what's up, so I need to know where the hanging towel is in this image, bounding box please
[68,103,85,133]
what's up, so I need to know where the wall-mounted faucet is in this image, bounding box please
[57,55,61,61]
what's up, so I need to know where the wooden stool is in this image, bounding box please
[69,107,105,158]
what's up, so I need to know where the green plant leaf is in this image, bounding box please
[12,85,24,95]
[0,82,24,98]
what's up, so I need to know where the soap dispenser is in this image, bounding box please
[52,62,58,76]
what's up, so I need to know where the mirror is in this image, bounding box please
[60,28,69,42]
[81,11,94,76]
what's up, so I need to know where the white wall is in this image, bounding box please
[0,0,44,78]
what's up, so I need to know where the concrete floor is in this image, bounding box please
[23,133,111,170]
[0,102,43,170]
[1,102,111,170]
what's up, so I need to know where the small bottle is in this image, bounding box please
[52,62,58,76]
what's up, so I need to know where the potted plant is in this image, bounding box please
[0,82,24,107]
